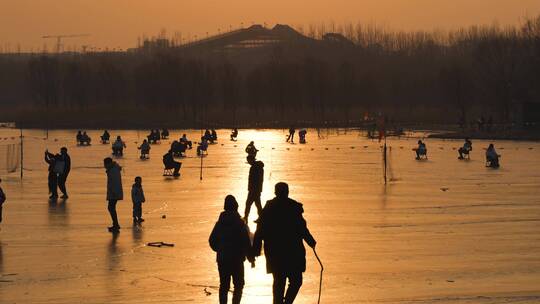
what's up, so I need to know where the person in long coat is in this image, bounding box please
[104,157,123,232]
[253,182,316,304]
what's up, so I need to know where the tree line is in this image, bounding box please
[1,16,540,128]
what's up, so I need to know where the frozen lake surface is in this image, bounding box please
[0,129,539,303]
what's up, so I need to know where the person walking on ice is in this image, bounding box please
[244,155,264,222]
[104,157,123,232]
[253,182,317,304]
[209,195,255,304]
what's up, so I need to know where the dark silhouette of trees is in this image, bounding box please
[2,16,540,128]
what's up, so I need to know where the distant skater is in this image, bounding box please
[486,143,500,168]
[244,155,264,222]
[131,176,146,223]
[458,138,473,159]
[286,127,295,143]
[209,195,255,304]
[0,178,6,223]
[104,157,123,232]
[44,150,58,199]
[58,147,71,198]
[253,182,316,304]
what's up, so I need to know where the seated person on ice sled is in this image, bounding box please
[80,132,91,145]
[485,143,500,168]
[458,138,473,159]
[203,129,214,143]
[101,130,110,144]
[112,136,126,156]
[414,140,427,160]
[163,150,181,177]
[299,129,307,144]
[211,129,218,142]
[161,128,169,139]
[76,131,91,145]
[230,128,238,141]
[180,134,193,149]
[197,137,209,156]
[147,129,160,144]
[170,140,187,157]
[138,139,151,159]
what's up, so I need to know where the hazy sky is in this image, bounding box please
[1,0,539,51]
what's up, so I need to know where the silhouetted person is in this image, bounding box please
[76,130,83,144]
[163,150,181,177]
[148,130,160,144]
[131,176,145,223]
[211,129,218,142]
[180,134,193,149]
[458,138,473,159]
[45,150,58,199]
[0,178,5,223]
[58,147,71,198]
[170,140,185,157]
[244,156,264,222]
[112,136,126,156]
[138,139,151,159]
[101,130,110,143]
[245,141,258,160]
[209,195,255,304]
[161,128,169,139]
[486,143,500,168]
[204,129,213,143]
[415,140,427,160]
[81,132,91,145]
[104,157,123,232]
[231,128,238,141]
[253,182,316,304]
[286,127,295,143]
[197,137,209,156]
[298,129,307,144]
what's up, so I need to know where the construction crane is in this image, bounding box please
[42,34,91,53]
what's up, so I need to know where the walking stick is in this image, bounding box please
[313,247,324,304]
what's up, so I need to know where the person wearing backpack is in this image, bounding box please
[57,147,71,199]
[209,195,255,304]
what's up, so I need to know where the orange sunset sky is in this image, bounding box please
[1,0,540,51]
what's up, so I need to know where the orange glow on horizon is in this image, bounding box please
[1,0,539,51]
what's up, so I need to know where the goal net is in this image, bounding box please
[0,143,20,173]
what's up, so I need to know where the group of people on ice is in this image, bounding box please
[44,147,71,199]
[209,179,316,304]
[414,138,501,168]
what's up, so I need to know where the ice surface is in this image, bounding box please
[0,129,539,303]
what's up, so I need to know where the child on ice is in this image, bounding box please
[131,176,146,223]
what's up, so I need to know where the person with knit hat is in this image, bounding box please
[209,195,255,304]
